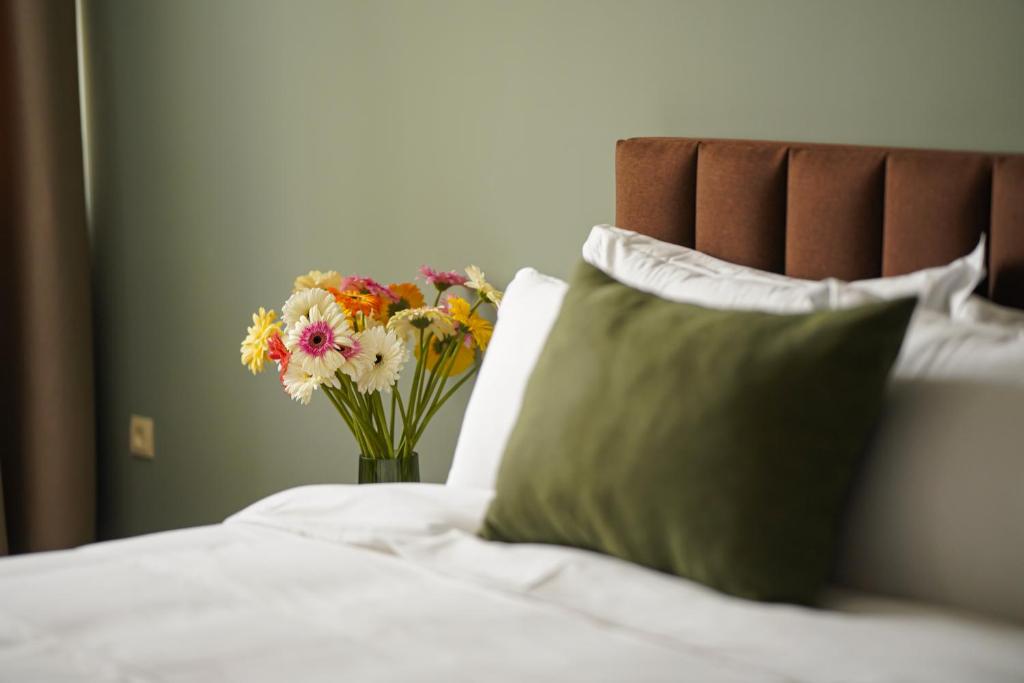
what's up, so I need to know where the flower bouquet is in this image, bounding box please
[240,265,502,483]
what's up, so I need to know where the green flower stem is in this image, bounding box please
[409,331,437,430]
[413,335,438,417]
[322,387,353,439]
[439,363,479,406]
[411,337,457,437]
[389,390,397,446]
[415,341,450,416]
[423,334,461,401]
[394,384,408,423]
[344,395,379,457]
[417,356,462,440]
[416,340,462,431]
[422,344,457,411]
[362,391,390,457]
[324,386,371,456]
[339,380,386,457]
[372,392,394,458]
[359,391,387,458]
[411,363,479,446]
[407,336,463,448]
[329,386,369,453]
[394,389,410,457]
[407,330,427,425]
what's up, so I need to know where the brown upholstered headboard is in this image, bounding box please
[615,138,1024,309]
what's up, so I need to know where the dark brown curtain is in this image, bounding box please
[0,0,95,554]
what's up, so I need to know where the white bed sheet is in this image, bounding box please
[0,483,1021,682]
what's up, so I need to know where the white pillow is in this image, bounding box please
[446,261,828,490]
[449,227,988,495]
[955,294,1024,330]
[446,268,567,489]
[838,310,1024,623]
[583,224,987,314]
[581,224,828,312]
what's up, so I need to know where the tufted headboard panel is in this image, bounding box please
[615,138,1024,309]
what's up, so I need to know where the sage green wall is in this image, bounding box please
[85,0,1024,539]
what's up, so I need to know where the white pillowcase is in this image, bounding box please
[449,227,1023,623]
[955,294,1024,330]
[582,224,986,314]
[581,225,828,312]
[838,309,1024,623]
[446,268,567,489]
[449,226,987,491]
[448,226,986,491]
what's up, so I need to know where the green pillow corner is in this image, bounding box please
[479,260,916,605]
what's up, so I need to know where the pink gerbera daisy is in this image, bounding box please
[419,265,468,291]
[338,275,398,302]
[286,302,357,379]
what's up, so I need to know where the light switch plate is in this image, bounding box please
[129,414,155,459]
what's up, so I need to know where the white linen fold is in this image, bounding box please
[0,483,1020,682]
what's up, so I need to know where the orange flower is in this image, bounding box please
[329,288,382,321]
[385,282,426,320]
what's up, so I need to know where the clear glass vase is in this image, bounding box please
[357,452,421,484]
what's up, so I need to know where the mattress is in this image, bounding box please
[0,483,1021,682]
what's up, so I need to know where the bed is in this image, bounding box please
[2,137,1023,682]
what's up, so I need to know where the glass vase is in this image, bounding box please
[358,452,420,484]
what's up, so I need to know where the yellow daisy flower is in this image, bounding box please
[416,336,476,376]
[387,306,455,340]
[293,270,342,292]
[240,307,283,374]
[447,296,493,350]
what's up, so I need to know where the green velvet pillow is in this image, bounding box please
[479,261,916,604]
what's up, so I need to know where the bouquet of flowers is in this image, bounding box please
[240,265,502,482]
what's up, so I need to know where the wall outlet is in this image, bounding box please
[129,415,155,459]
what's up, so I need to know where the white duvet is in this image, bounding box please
[0,484,1021,682]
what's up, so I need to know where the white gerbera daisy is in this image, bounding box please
[351,326,407,394]
[337,340,372,383]
[286,302,357,378]
[465,265,503,306]
[282,364,322,405]
[282,287,337,328]
[386,306,455,340]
